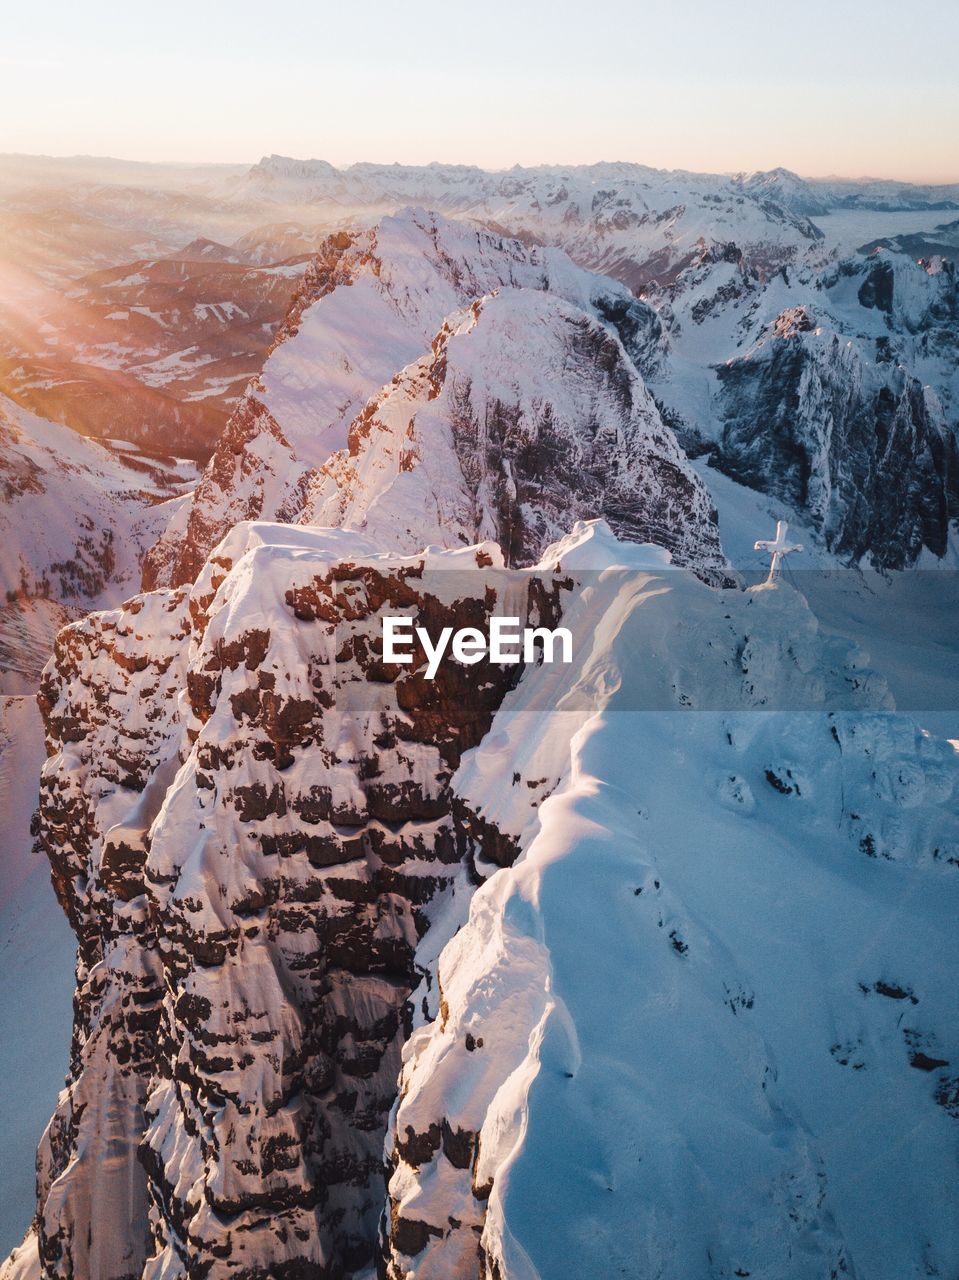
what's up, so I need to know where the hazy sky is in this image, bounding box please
[2,0,957,180]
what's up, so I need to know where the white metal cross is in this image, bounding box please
[754,519,803,582]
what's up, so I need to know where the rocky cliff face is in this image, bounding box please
[646,243,959,567]
[714,317,958,565]
[28,522,568,1279]
[34,585,192,1280]
[143,210,676,591]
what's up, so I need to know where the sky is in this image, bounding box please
[1,0,957,181]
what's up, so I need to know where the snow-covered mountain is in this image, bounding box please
[635,238,959,567]
[233,156,828,292]
[143,209,716,589]
[3,153,957,476]
[146,205,958,597]
[305,287,722,572]
[0,394,197,690]
[4,154,958,588]
[3,154,959,1280]
[731,167,959,217]
[811,176,959,212]
[731,167,835,218]
[238,155,959,216]
[18,523,570,1278]
[6,518,957,1280]
[230,156,959,283]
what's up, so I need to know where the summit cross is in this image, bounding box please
[754,519,803,582]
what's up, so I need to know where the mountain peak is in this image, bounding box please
[306,283,725,572]
[145,208,678,587]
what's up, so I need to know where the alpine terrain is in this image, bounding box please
[0,155,957,1280]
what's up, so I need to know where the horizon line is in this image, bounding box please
[2,150,959,188]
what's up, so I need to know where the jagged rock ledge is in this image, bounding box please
[28,521,571,1279]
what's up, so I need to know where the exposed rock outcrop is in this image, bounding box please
[30,523,567,1279]
[714,319,958,565]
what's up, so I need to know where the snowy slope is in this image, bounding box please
[0,393,196,686]
[692,458,959,740]
[385,523,959,1280]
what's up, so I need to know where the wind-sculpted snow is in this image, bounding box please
[144,210,675,590]
[383,522,959,1280]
